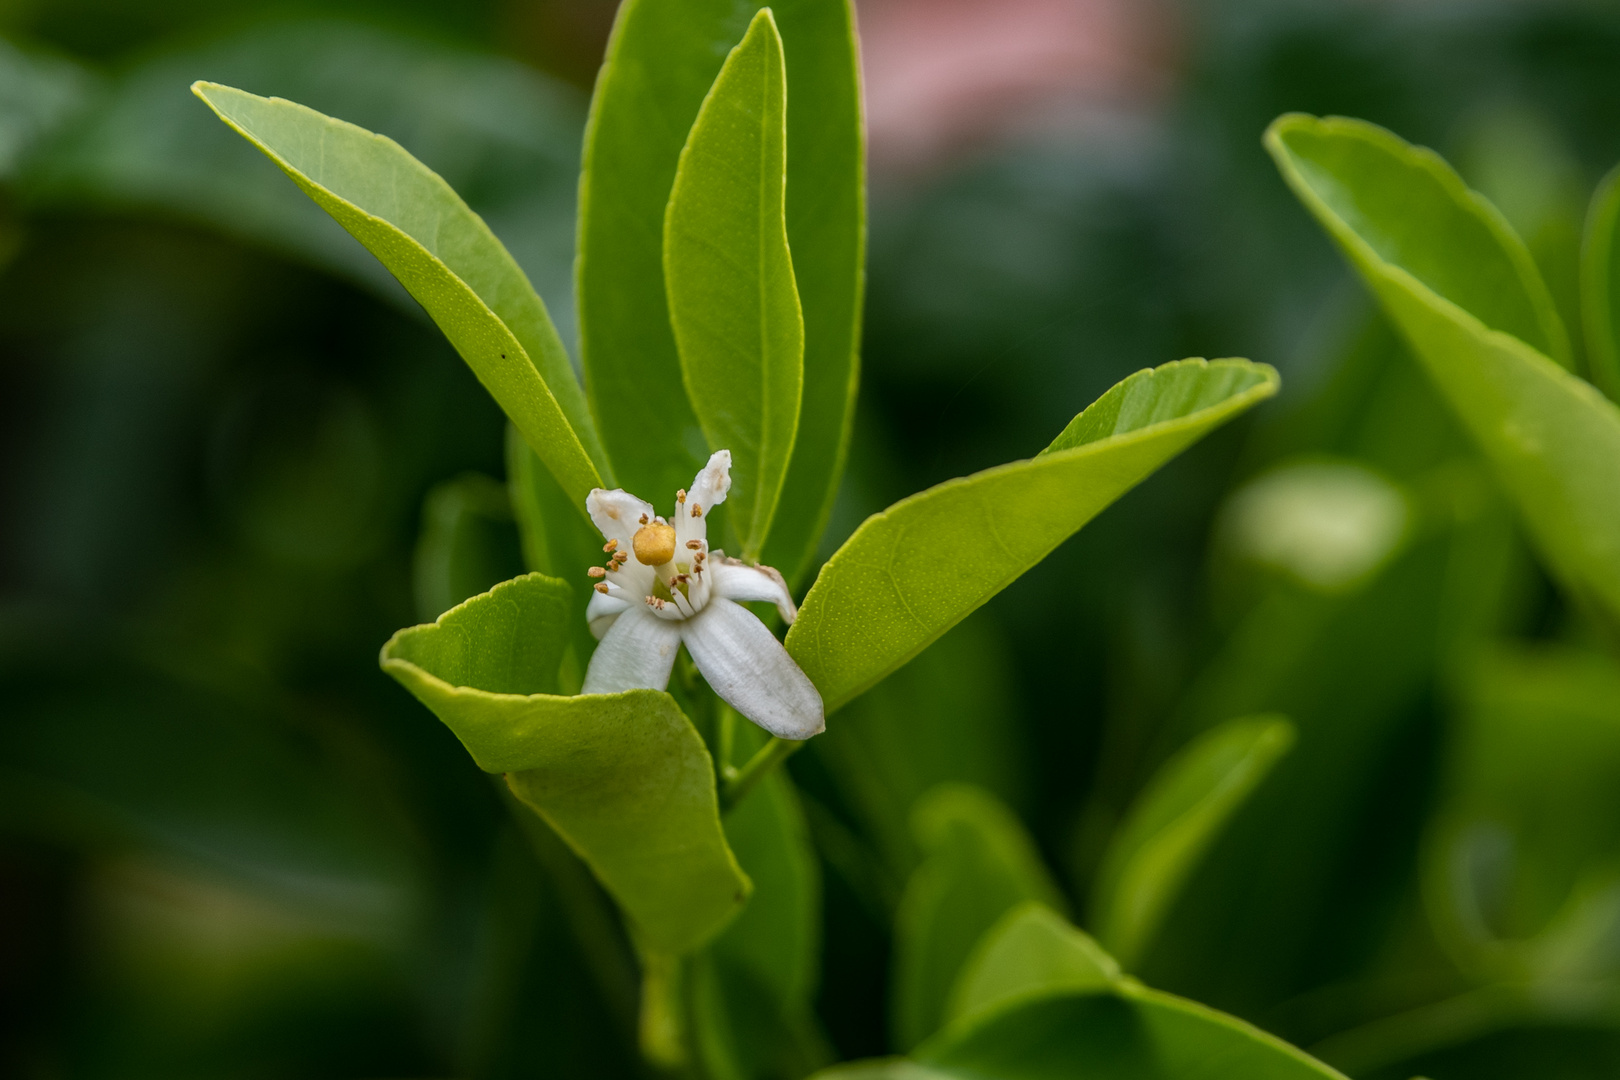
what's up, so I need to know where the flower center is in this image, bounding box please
[633,522,677,566]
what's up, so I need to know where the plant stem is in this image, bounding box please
[720,735,801,812]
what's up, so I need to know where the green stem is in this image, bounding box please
[719,735,802,812]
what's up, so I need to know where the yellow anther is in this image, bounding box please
[588,566,607,578]
[603,538,618,553]
[691,503,702,518]
[594,582,609,594]
[676,488,687,503]
[686,539,702,549]
[633,522,677,566]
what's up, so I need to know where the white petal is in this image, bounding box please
[710,557,797,623]
[587,488,657,550]
[681,597,824,740]
[582,605,681,694]
[689,450,732,513]
[585,588,631,641]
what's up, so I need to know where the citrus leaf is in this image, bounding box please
[1267,114,1620,624]
[664,9,803,558]
[1091,715,1295,968]
[192,81,608,511]
[945,902,1120,1026]
[380,574,750,954]
[578,0,863,569]
[787,358,1279,711]
[892,785,1066,1050]
[813,984,1347,1080]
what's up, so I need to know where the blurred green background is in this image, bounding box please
[4,0,1620,1076]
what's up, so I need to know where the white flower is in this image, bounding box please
[580,449,824,740]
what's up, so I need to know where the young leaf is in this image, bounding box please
[192,82,609,510]
[381,575,751,955]
[1580,163,1620,402]
[579,0,863,564]
[913,986,1350,1079]
[892,785,1067,1050]
[945,902,1120,1026]
[1266,114,1620,625]
[787,358,1279,711]
[665,9,803,559]
[1091,715,1295,968]
[813,985,1348,1080]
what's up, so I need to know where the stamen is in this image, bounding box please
[686,539,702,549]
[639,513,649,525]
[613,550,629,565]
[594,582,609,594]
[676,489,686,503]
[587,566,607,578]
[603,539,618,553]
[691,503,702,518]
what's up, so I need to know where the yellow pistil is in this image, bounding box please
[633,522,677,566]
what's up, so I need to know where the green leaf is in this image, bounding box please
[892,784,1066,1050]
[1580,162,1620,402]
[1266,114,1620,625]
[380,575,750,954]
[411,472,524,622]
[664,9,803,558]
[192,81,608,512]
[810,611,1026,877]
[813,986,1347,1080]
[507,423,604,677]
[912,986,1349,1080]
[787,358,1279,711]
[690,723,829,1078]
[578,0,863,567]
[1091,716,1295,969]
[1427,645,1620,979]
[945,902,1120,1026]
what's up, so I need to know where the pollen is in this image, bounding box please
[603,539,618,553]
[633,521,677,566]
[690,503,702,518]
[594,582,609,594]
[587,566,607,578]
[686,539,702,549]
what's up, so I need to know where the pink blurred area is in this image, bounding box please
[856,0,1177,173]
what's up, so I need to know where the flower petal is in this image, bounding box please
[587,488,658,550]
[582,604,682,694]
[689,449,732,513]
[585,587,631,641]
[710,557,797,623]
[681,597,824,739]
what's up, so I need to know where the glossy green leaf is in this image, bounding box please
[1267,114,1620,624]
[892,784,1066,1050]
[1580,162,1620,402]
[945,902,1120,1026]
[192,82,608,511]
[1092,715,1295,968]
[788,358,1279,711]
[814,986,1347,1080]
[664,9,803,558]
[578,0,863,575]
[411,472,524,622]
[380,574,750,954]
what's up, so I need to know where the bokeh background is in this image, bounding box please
[4,0,1620,1076]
